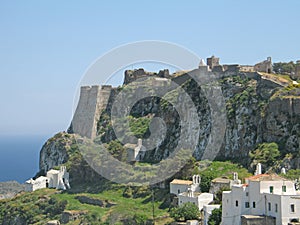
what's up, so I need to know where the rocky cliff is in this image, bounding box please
[39,69,300,179]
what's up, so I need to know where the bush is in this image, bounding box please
[208,207,222,225]
[170,202,200,222]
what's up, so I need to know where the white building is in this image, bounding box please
[126,139,146,162]
[203,204,221,225]
[25,176,48,192]
[25,166,70,192]
[46,166,70,190]
[178,190,213,211]
[222,173,300,225]
[170,175,200,196]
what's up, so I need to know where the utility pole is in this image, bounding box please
[152,188,155,225]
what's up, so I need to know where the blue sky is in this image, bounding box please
[0,0,300,136]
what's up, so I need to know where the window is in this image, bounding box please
[236,200,239,207]
[268,202,271,211]
[178,189,180,194]
[253,202,256,208]
[270,186,274,194]
[245,202,250,208]
[282,185,287,192]
[275,203,278,213]
[246,192,249,196]
[291,204,295,213]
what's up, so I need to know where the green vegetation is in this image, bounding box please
[128,115,151,138]
[0,184,170,224]
[198,161,251,192]
[221,76,258,119]
[0,189,66,224]
[273,61,295,75]
[272,83,300,99]
[281,169,300,180]
[170,202,200,222]
[249,142,280,167]
[208,207,222,225]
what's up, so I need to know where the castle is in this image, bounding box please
[69,56,295,140]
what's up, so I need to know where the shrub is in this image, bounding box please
[170,202,200,222]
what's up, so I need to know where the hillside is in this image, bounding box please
[1,68,300,224]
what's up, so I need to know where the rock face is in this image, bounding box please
[75,195,116,208]
[39,133,72,174]
[39,70,300,179]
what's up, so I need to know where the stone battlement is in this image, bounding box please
[123,68,170,84]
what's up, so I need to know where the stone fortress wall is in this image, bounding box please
[69,56,299,140]
[70,85,112,139]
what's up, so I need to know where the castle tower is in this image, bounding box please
[70,85,112,139]
[206,56,220,70]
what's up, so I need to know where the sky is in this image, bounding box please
[0,0,300,137]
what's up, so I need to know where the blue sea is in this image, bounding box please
[0,135,49,183]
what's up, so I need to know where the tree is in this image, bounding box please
[249,142,280,167]
[208,207,222,225]
[273,61,295,74]
[170,202,200,222]
[200,173,214,193]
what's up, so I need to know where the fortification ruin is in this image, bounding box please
[69,55,292,140]
[70,85,113,139]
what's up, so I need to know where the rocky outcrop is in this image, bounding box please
[75,195,116,207]
[39,132,73,173]
[39,71,300,178]
[60,210,87,224]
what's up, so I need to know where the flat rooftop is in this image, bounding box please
[170,179,193,185]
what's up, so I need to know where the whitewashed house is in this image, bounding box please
[170,175,200,196]
[178,190,213,211]
[221,173,300,225]
[25,176,48,192]
[25,166,70,192]
[125,139,146,162]
[46,166,70,190]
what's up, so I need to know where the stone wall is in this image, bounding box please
[70,85,112,139]
[123,68,170,84]
[241,215,276,225]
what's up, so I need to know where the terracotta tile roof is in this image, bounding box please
[170,179,193,185]
[246,174,287,181]
[211,177,231,184]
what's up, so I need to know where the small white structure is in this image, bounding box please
[46,166,70,190]
[178,191,213,211]
[25,176,48,192]
[221,173,300,225]
[203,204,221,225]
[254,162,262,175]
[25,166,70,192]
[170,175,200,196]
[126,139,146,162]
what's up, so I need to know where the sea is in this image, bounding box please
[0,135,49,183]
